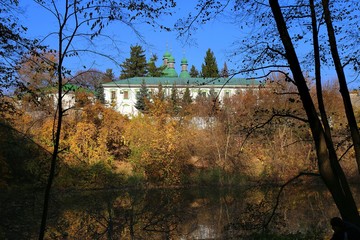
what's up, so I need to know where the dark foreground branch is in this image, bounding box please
[263,171,320,229]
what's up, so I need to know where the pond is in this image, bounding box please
[0,183,353,239]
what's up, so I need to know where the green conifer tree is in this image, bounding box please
[201,48,219,78]
[94,82,105,103]
[182,86,192,106]
[135,79,150,113]
[120,45,147,79]
[147,54,165,77]
[170,84,180,115]
[102,69,115,83]
[221,62,229,78]
[189,65,199,78]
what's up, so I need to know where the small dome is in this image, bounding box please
[181,57,188,65]
[179,70,190,78]
[163,51,171,58]
[168,55,175,63]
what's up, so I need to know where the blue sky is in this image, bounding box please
[20,1,241,78]
[18,1,358,87]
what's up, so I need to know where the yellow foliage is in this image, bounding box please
[124,115,188,184]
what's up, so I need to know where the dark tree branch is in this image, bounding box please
[263,171,320,229]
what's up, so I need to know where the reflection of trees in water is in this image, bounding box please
[222,185,338,239]
[0,185,353,239]
[46,189,188,239]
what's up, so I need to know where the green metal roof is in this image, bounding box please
[168,55,175,63]
[103,77,261,87]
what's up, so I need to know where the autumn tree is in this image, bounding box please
[176,0,360,225]
[18,50,58,89]
[12,50,60,113]
[30,0,176,239]
[72,69,104,103]
[148,83,169,119]
[201,48,219,78]
[124,114,189,184]
[0,0,37,98]
[120,44,147,79]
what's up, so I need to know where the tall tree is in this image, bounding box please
[135,79,150,113]
[268,0,360,224]
[0,0,37,98]
[72,69,104,103]
[102,69,115,83]
[221,62,229,78]
[120,45,147,79]
[17,50,58,90]
[182,86,192,106]
[201,48,219,78]
[147,54,165,77]
[176,0,360,226]
[169,84,180,115]
[189,65,199,77]
[31,1,176,239]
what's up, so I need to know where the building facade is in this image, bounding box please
[102,52,260,116]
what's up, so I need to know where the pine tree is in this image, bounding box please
[221,62,229,78]
[189,65,199,78]
[170,84,180,115]
[94,82,105,103]
[201,48,219,78]
[120,45,147,79]
[147,54,165,77]
[182,86,192,106]
[135,79,150,113]
[102,69,115,83]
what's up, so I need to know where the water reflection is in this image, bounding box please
[0,184,348,239]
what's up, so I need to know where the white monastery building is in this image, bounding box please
[103,51,260,116]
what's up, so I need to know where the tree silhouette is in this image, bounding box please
[120,45,147,79]
[135,79,150,113]
[176,0,360,226]
[189,65,199,77]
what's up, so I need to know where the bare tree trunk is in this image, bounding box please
[38,60,63,239]
[38,1,67,238]
[310,0,331,137]
[269,0,360,225]
[321,0,360,174]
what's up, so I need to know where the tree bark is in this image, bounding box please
[321,0,360,174]
[38,1,68,238]
[269,0,360,225]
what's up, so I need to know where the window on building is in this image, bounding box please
[111,90,116,102]
[123,90,129,99]
[224,91,230,98]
